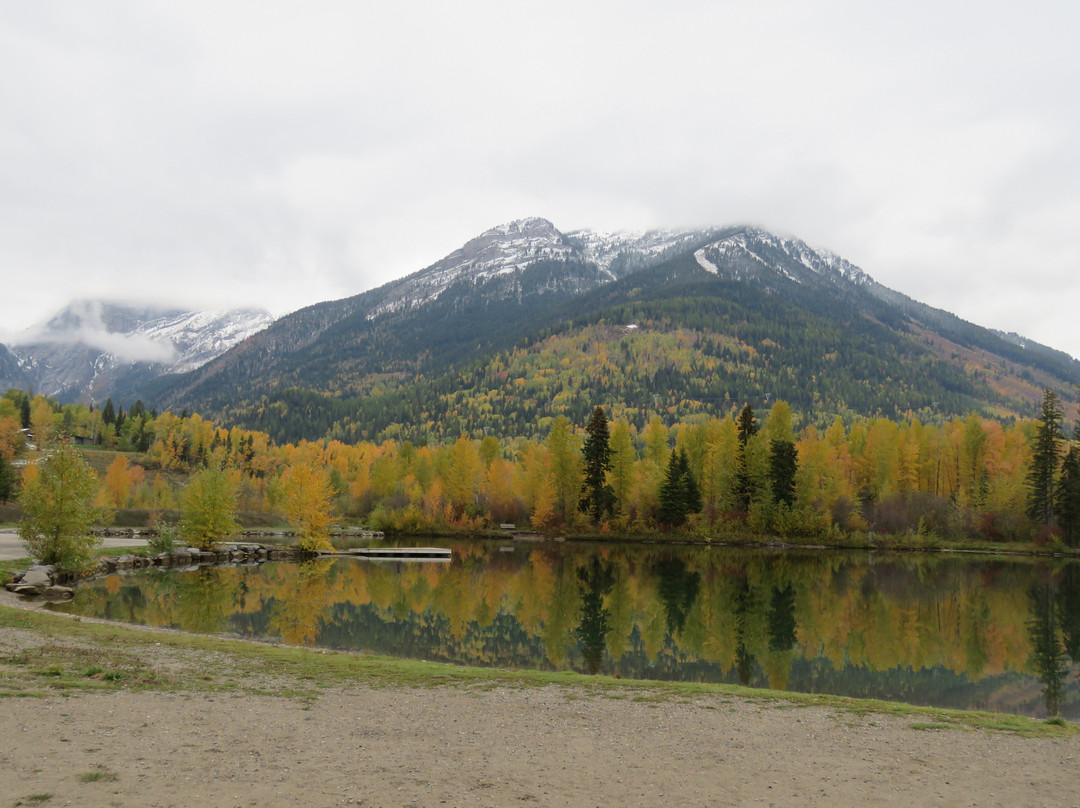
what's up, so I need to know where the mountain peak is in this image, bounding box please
[481,217,560,238]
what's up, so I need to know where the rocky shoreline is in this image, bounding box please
[3,542,315,599]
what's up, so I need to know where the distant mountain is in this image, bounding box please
[145,219,1080,443]
[1,301,274,404]
[0,343,29,393]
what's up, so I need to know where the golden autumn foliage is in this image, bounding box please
[8,389,1071,544]
[278,462,336,551]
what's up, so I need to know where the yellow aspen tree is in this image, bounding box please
[443,435,481,515]
[99,454,135,508]
[280,462,336,550]
[147,472,175,512]
[545,416,582,524]
[896,427,920,493]
[530,476,558,532]
[485,458,517,523]
[957,414,989,507]
[608,421,636,514]
[179,466,238,550]
[703,417,740,516]
[0,414,22,461]
[422,477,446,523]
[30,397,57,446]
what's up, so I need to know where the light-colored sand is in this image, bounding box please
[4,684,1077,808]
[1,613,1078,808]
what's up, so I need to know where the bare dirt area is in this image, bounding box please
[1,602,1078,807]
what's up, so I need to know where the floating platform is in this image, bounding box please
[321,547,452,561]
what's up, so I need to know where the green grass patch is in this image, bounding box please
[78,769,118,783]
[0,556,33,578]
[1,631,170,696]
[14,794,53,806]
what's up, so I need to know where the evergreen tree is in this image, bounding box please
[1027,389,1064,527]
[734,404,758,511]
[579,406,615,523]
[657,449,701,528]
[19,396,30,430]
[768,438,798,506]
[0,453,16,503]
[101,398,116,426]
[1056,446,1080,546]
[736,404,758,447]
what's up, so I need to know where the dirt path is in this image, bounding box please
[1,615,1078,808]
[0,529,148,561]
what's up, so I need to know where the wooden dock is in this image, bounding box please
[320,547,452,561]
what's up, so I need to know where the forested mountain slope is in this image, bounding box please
[146,221,1080,444]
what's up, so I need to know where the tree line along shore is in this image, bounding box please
[2,387,1079,570]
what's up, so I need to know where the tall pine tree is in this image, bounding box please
[579,406,615,523]
[1027,389,1063,527]
[768,438,798,506]
[657,449,702,528]
[1056,446,1080,546]
[734,404,758,511]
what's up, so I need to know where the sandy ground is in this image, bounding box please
[0,528,147,561]
[1,600,1079,808]
[6,686,1080,808]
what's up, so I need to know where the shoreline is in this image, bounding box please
[3,521,1079,562]
[1,596,1078,807]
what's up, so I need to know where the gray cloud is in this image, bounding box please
[1,0,1079,358]
[14,300,177,364]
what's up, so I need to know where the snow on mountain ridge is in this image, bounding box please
[694,228,874,288]
[367,218,576,318]
[364,218,878,322]
[367,219,725,319]
[5,302,274,401]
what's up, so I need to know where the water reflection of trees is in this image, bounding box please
[55,544,1080,714]
[1026,567,1080,717]
[575,556,614,674]
[268,559,336,646]
[654,558,701,635]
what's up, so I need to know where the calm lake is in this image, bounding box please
[50,538,1080,719]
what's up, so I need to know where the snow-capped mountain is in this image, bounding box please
[2,301,273,403]
[692,227,872,287]
[145,215,1080,442]
[367,217,722,318]
[362,218,890,321]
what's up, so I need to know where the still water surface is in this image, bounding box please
[50,539,1080,718]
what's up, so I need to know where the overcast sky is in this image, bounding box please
[2,1,1079,359]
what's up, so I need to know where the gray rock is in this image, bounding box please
[41,585,74,600]
[20,566,53,588]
